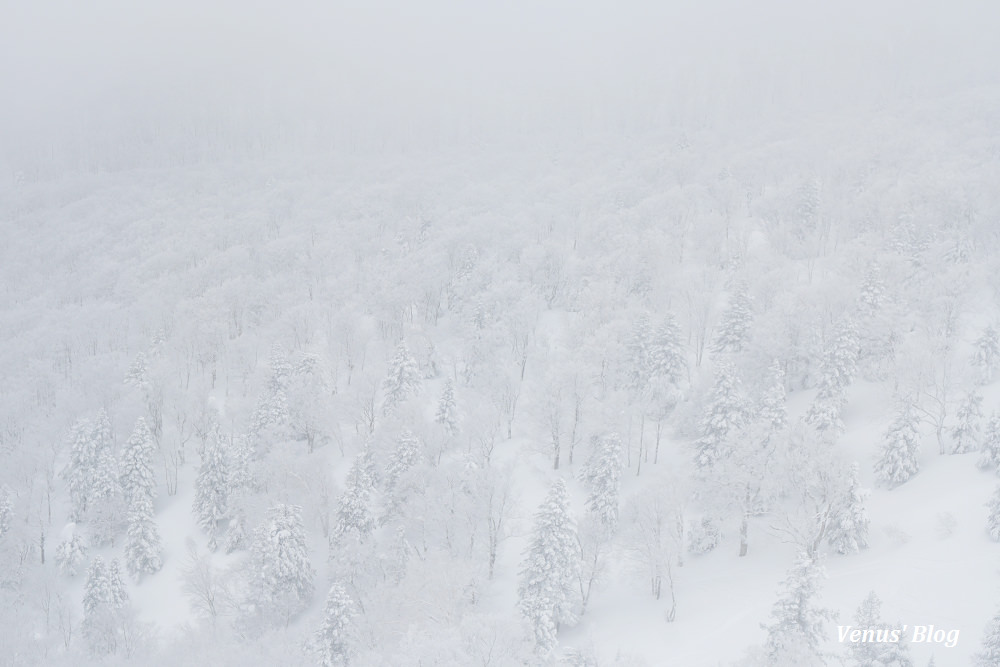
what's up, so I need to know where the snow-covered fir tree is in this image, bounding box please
[125,494,163,578]
[805,318,859,436]
[89,424,124,547]
[858,263,885,317]
[193,424,229,550]
[847,591,912,667]
[333,453,377,542]
[62,410,115,524]
[976,608,1000,667]
[435,378,459,437]
[972,325,1000,385]
[579,433,623,532]
[313,582,355,667]
[248,504,315,624]
[124,352,149,389]
[55,532,88,576]
[987,485,1000,541]
[384,430,421,491]
[758,360,788,438]
[249,345,292,441]
[711,283,753,354]
[0,486,11,541]
[382,340,422,415]
[694,361,749,469]
[82,556,128,655]
[518,478,580,655]
[874,403,921,489]
[951,390,983,454]
[762,552,835,666]
[827,463,870,555]
[625,313,654,394]
[287,352,330,452]
[648,314,687,390]
[978,412,1000,473]
[120,417,156,504]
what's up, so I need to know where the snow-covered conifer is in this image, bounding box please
[976,608,1000,666]
[580,434,623,532]
[987,486,1000,541]
[385,431,421,491]
[120,417,156,504]
[314,582,355,667]
[952,390,983,454]
[0,486,11,540]
[806,318,859,435]
[124,352,149,389]
[193,424,229,549]
[874,404,921,489]
[518,479,580,655]
[762,552,835,665]
[972,325,1000,385]
[249,504,315,623]
[435,378,459,437]
[827,464,870,555]
[759,360,788,437]
[55,532,88,576]
[711,283,753,354]
[125,494,163,578]
[382,340,422,415]
[82,556,127,654]
[848,591,912,667]
[694,361,749,469]
[62,412,109,522]
[333,454,376,542]
[858,264,885,317]
[978,413,1000,473]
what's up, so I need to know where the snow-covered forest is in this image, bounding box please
[3,1,1000,665]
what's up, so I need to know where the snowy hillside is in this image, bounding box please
[4,2,1000,666]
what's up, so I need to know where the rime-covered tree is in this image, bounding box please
[193,425,229,549]
[125,494,163,578]
[0,486,11,541]
[249,504,315,624]
[579,433,623,532]
[987,486,1000,541]
[313,582,355,667]
[82,556,128,655]
[333,454,376,542]
[759,360,789,437]
[249,345,292,441]
[694,361,749,469]
[848,591,912,667]
[951,390,984,454]
[120,417,156,504]
[287,353,331,452]
[712,283,753,354]
[858,263,885,317]
[382,340,422,415]
[384,430,421,491]
[972,325,1000,385]
[805,318,859,436]
[976,608,1000,666]
[518,479,580,655]
[762,552,835,665]
[827,464,870,555]
[435,378,459,437]
[62,410,116,524]
[978,413,1000,474]
[124,352,149,389]
[55,532,88,576]
[874,404,921,489]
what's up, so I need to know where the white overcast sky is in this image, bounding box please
[1,0,998,166]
